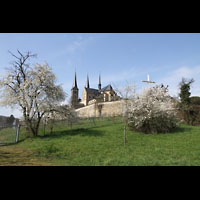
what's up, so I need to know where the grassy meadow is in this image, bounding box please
[1,117,200,166]
[0,127,17,144]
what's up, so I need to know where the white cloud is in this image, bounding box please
[157,66,200,97]
[64,40,84,54]
[52,35,96,60]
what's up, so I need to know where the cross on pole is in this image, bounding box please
[142,74,155,87]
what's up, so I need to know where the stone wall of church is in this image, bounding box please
[75,100,122,118]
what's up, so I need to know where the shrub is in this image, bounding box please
[123,85,178,134]
[190,96,200,106]
[177,105,200,126]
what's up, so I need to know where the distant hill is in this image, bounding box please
[0,115,19,128]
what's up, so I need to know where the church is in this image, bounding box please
[70,72,120,109]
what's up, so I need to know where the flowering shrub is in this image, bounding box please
[122,85,178,134]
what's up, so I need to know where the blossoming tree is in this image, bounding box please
[0,50,66,136]
[122,84,178,134]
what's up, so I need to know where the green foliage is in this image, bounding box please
[179,78,194,107]
[177,78,200,125]
[178,105,200,126]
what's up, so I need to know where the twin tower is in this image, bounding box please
[70,72,119,109]
[70,72,102,109]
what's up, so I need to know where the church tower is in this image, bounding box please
[86,74,90,88]
[70,72,79,108]
[98,74,101,90]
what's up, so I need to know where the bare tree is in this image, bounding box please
[43,105,77,134]
[0,50,66,136]
[113,81,137,124]
[113,81,137,144]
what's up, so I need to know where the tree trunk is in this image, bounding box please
[24,117,41,137]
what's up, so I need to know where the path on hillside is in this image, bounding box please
[0,145,52,166]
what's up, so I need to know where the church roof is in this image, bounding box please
[100,84,113,92]
[85,88,100,94]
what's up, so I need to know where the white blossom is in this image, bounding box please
[121,84,178,133]
[0,51,68,136]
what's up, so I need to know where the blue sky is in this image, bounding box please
[1,33,200,118]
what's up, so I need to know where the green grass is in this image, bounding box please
[1,117,200,166]
[0,127,16,143]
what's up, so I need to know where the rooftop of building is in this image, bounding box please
[100,84,113,92]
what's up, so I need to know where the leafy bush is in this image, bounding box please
[123,85,178,134]
[190,96,200,106]
[177,105,200,126]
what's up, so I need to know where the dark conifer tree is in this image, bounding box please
[179,78,194,107]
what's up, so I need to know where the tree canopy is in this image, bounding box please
[0,50,66,136]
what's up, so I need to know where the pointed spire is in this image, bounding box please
[73,71,78,89]
[98,74,101,90]
[86,74,90,88]
[99,74,101,85]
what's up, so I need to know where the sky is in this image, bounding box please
[0,33,200,118]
